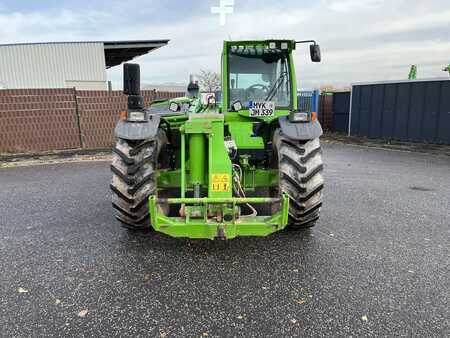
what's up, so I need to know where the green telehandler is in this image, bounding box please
[111,39,324,240]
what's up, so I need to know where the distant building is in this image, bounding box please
[143,83,187,93]
[0,40,168,90]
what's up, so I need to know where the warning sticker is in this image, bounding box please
[211,173,230,192]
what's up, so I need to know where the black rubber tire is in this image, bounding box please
[273,129,324,229]
[110,138,157,230]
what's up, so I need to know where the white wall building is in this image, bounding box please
[0,40,168,90]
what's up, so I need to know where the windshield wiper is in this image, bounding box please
[264,71,287,101]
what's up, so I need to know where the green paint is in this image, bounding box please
[207,117,232,199]
[149,194,289,240]
[157,169,278,190]
[228,122,265,149]
[159,197,281,204]
[180,128,186,198]
[288,51,298,110]
[188,134,206,185]
[241,169,278,189]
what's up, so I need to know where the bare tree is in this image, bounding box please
[443,64,450,76]
[197,70,221,92]
[318,84,351,93]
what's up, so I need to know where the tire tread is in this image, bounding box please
[110,138,158,230]
[274,130,324,230]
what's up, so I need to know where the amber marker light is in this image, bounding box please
[119,111,127,121]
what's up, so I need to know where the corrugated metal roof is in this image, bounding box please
[0,40,170,69]
[103,40,169,68]
[0,40,169,89]
[352,77,450,86]
[0,40,169,48]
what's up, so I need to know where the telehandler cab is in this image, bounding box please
[111,39,324,239]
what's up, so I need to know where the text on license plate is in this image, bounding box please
[249,101,275,117]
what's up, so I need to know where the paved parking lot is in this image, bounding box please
[0,142,449,337]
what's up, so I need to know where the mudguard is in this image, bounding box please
[115,114,160,140]
[278,116,323,140]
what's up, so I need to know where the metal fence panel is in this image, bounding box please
[350,79,450,145]
[438,81,450,144]
[422,82,440,142]
[408,82,425,140]
[369,85,384,138]
[381,84,396,138]
[298,90,319,113]
[331,92,351,132]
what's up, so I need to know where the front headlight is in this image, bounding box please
[231,101,242,112]
[290,112,309,122]
[127,111,146,122]
[169,102,179,112]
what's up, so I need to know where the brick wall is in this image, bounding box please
[0,89,184,153]
[2,90,332,153]
[77,91,128,149]
[0,89,80,152]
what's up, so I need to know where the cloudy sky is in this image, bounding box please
[0,0,449,89]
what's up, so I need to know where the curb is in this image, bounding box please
[0,148,112,162]
[322,133,450,157]
[0,148,112,168]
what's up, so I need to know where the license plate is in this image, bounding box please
[249,101,275,117]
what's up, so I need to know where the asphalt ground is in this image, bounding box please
[0,143,449,337]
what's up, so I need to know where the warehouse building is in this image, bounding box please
[0,40,169,90]
[326,78,450,145]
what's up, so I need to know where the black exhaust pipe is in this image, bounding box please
[123,63,144,110]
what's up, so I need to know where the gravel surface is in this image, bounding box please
[0,143,449,337]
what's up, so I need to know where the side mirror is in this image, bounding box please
[123,63,140,95]
[310,44,321,62]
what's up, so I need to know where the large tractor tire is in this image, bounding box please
[110,138,157,230]
[273,129,324,229]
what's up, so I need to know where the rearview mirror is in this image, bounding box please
[123,63,140,95]
[310,44,321,62]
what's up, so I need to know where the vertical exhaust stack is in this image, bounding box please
[123,63,144,110]
[186,74,200,98]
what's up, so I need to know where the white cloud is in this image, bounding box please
[0,0,449,89]
[322,0,385,12]
[0,9,112,42]
[370,10,450,36]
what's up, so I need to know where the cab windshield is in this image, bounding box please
[228,48,291,109]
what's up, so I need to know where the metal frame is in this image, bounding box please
[149,195,289,239]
